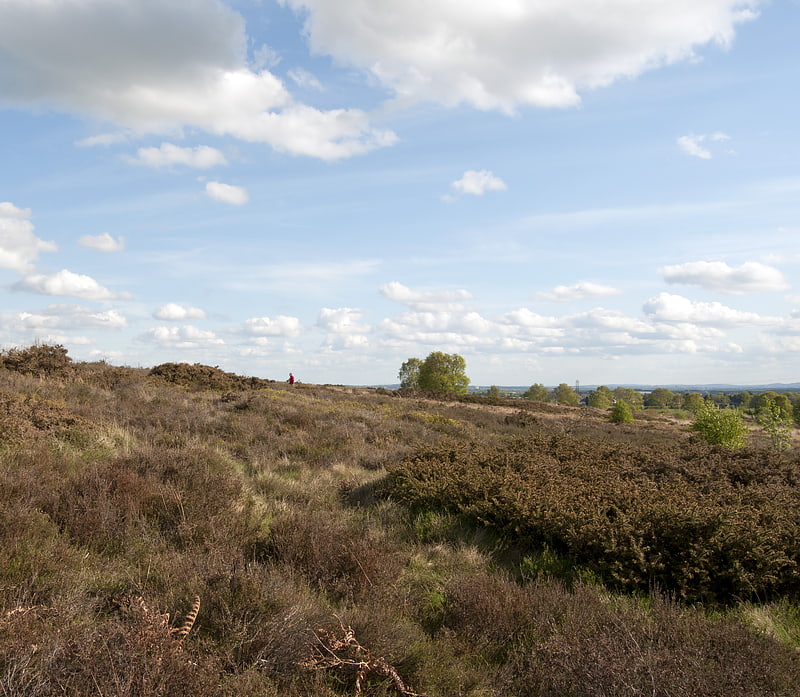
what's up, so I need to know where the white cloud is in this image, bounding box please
[288,67,324,91]
[205,181,249,205]
[75,132,129,147]
[677,131,732,159]
[660,260,789,294]
[78,232,125,252]
[536,281,622,302]
[283,0,759,112]
[130,143,227,169]
[142,325,225,348]
[644,292,779,326]
[244,315,302,337]
[0,0,395,160]
[380,281,473,311]
[317,308,371,334]
[153,303,207,321]
[0,202,57,271]
[449,169,507,197]
[13,269,131,300]
[2,305,128,331]
[568,308,655,335]
[500,308,562,330]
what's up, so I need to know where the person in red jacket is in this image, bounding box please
[288,373,295,385]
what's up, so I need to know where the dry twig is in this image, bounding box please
[300,617,426,696]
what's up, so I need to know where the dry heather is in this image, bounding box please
[1,351,799,696]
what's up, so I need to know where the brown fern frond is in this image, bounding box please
[171,595,201,644]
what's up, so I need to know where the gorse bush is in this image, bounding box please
[388,435,800,603]
[0,343,73,378]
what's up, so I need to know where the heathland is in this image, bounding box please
[1,349,799,696]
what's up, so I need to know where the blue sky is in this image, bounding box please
[1,0,799,386]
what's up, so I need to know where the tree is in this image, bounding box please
[709,392,731,408]
[752,392,792,419]
[523,383,550,402]
[554,383,579,406]
[756,397,793,451]
[613,387,643,411]
[610,400,634,424]
[417,351,470,394]
[691,402,747,449]
[588,385,613,409]
[486,385,502,401]
[398,358,422,389]
[644,387,675,409]
[683,392,705,413]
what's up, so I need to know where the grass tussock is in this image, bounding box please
[2,350,800,696]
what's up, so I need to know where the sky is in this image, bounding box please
[1,0,800,387]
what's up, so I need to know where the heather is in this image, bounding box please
[1,353,799,696]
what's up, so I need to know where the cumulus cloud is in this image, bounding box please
[78,232,125,252]
[243,315,302,337]
[449,170,507,197]
[659,260,789,294]
[142,325,225,348]
[0,0,395,160]
[644,292,779,326]
[13,269,131,300]
[380,281,473,311]
[130,143,227,169]
[2,305,128,331]
[206,181,249,205]
[317,308,371,334]
[0,202,57,271]
[153,303,207,321]
[283,0,759,112]
[536,281,622,302]
[677,131,731,159]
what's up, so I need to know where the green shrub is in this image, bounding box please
[691,402,748,449]
[757,397,793,451]
[610,400,633,423]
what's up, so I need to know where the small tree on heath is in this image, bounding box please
[399,352,470,394]
[523,383,550,402]
[610,400,634,424]
[398,358,422,389]
[588,386,614,409]
[757,397,793,451]
[691,402,748,449]
[554,383,579,406]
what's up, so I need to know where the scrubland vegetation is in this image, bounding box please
[2,346,800,696]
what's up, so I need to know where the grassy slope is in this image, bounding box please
[1,360,799,696]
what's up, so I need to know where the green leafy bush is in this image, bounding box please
[610,400,633,423]
[757,397,793,451]
[691,402,748,449]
